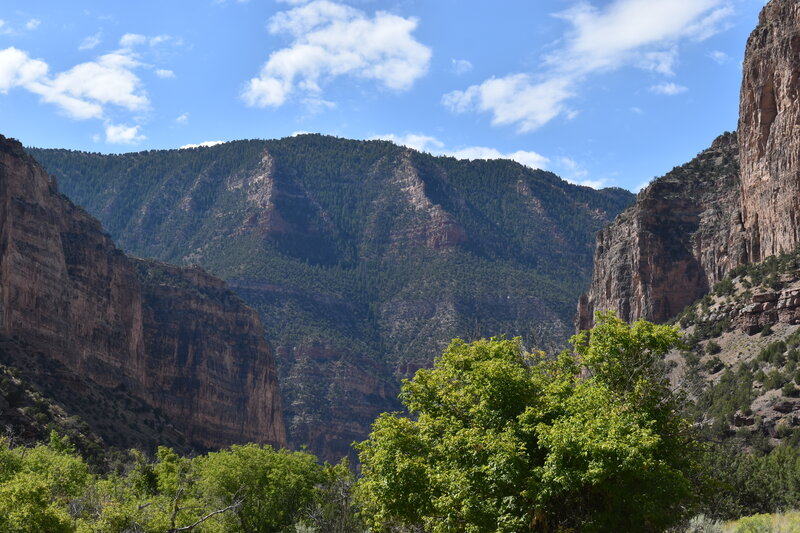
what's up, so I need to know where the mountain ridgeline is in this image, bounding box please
[29,136,634,460]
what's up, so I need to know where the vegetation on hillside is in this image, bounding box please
[26,136,634,456]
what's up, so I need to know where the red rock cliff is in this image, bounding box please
[0,135,286,449]
[579,0,800,330]
[577,134,743,329]
[739,0,800,263]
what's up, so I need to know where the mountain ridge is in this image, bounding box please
[29,135,634,460]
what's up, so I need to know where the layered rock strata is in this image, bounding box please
[577,133,743,329]
[579,0,800,330]
[30,135,634,461]
[0,134,285,450]
[740,0,800,263]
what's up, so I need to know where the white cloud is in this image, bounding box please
[649,81,687,95]
[302,96,336,113]
[243,0,431,107]
[175,112,189,124]
[43,52,148,114]
[708,49,730,64]
[79,32,102,50]
[451,146,550,170]
[373,133,549,171]
[443,74,574,132]
[373,132,614,188]
[120,33,175,49]
[630,106,644,114]
[105,123,145,144]
[451,58,473,75]
[179,140,225,149]
[637,47,678,75]
[149,35,171,46]
[444,0,732,132]
[556,156,588,178]
[0,47,49,93]
[573,177,608,189]
[25,19,41,31]
[376,133,444,153]
[155,68,175,79]
[0,46,148,138]
[119,33,147,48]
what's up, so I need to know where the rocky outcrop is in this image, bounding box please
[579,0,800,331]
[577,133,743,329]
[0,134,285,450]
[740,0,800,263]
[389,152,468,249]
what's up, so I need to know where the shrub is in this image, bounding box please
[706,341,722,356]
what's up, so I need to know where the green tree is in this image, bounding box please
[0,436,88,533]
[194,443,322,533]
[356,313,698,532]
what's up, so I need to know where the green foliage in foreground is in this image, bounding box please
[356,313,700,533]
[11,314,800,532]
[686,511,800,533]
[0,433,361,533]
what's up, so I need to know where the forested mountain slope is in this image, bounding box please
[30,135,634,459]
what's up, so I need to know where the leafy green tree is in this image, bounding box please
[0,436,87,533]
[194,443,322,533]
[357,313,698,532]
[306,459,365,533]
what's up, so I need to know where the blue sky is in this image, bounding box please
[0,0,767,191]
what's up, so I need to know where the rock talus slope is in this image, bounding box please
[0,134,285,450]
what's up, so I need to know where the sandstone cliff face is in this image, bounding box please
[577,133,743,329]
[579,0,800,331]
[0,135,285,450]
[740,0,800,263]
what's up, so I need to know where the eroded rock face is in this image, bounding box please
[577,133,743,329]
[579,0,800,331]
[0,135,285,450]
[740,0,800,263]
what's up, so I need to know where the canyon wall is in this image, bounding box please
[579,0,800,330]
[0,134,285,450]
[31,135,634,461]
[739,0,800,264]
[577,133,743,329]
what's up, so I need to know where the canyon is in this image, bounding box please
[29,136,634,460]
[0,134,285,452]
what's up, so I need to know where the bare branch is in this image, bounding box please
[165,499,243,533]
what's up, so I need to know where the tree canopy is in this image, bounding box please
[356,312,698,532]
